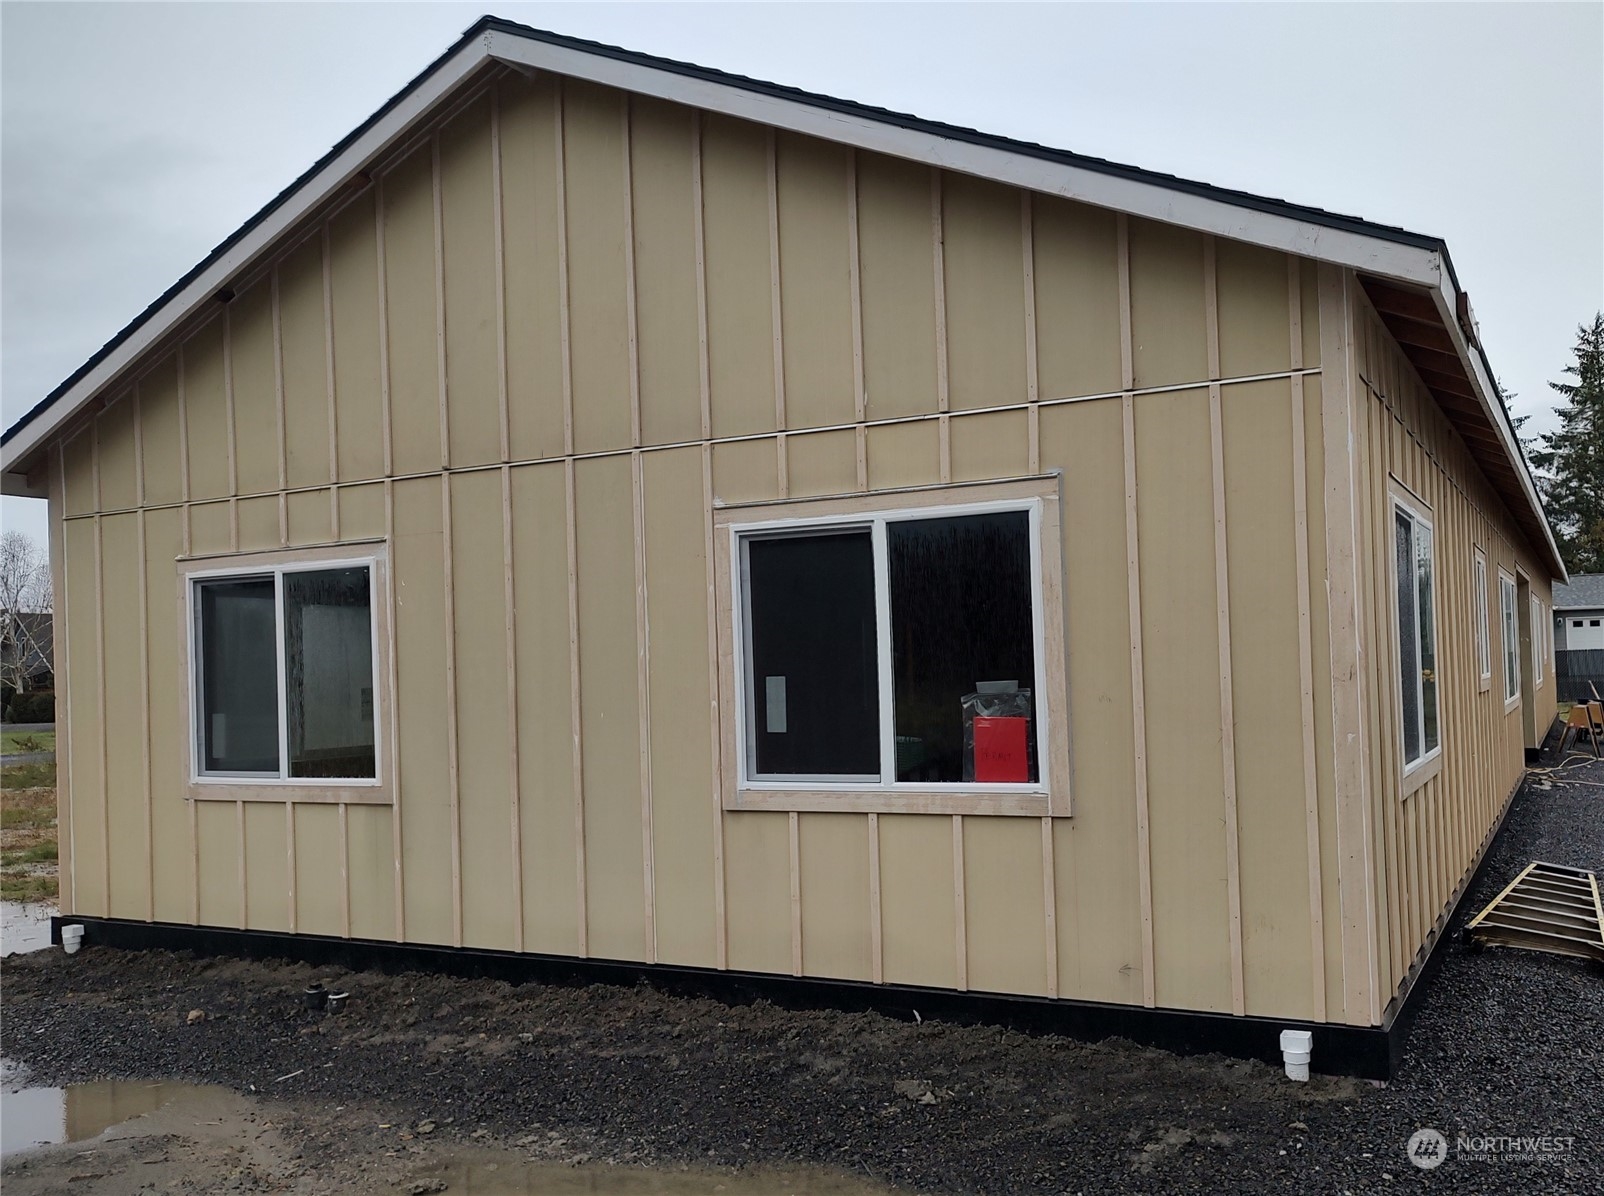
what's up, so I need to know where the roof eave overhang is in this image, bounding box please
[1,21,1568,580]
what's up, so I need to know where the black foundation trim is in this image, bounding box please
[53,915,1396,1080]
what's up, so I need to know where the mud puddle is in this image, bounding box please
[0,1062,226,1158]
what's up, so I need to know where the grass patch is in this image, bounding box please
[1,802,54,831]
[1,730,54,754]
[0,872,57,902]
[2,759,57,791]
[1,773,57,904]
[2,842,58,865]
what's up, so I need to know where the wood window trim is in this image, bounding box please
[175,540,395,805]
[1472,547,1491,693]
[712,475,1072,818]
[1387,480,1442,798]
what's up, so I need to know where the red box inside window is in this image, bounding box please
[973,715,1030,783]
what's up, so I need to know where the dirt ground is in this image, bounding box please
[3,945,1373,1195]
[3,760,1601,1194]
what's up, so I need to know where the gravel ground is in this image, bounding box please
[3,760,1601,1194]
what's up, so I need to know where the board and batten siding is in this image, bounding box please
[49,64,1553,1032]
[1342,279,1556,1014]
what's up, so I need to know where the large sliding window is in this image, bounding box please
[716,478,1069,817]
[1393,492,1439,778]
[1500,571,1520,706]
[184,547,389,801]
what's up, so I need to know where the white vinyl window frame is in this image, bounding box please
[1473,549,1491,691]
[177,542,394,804]
[1500,569,1520,710]
[713,476,1071,818]
[1531,595,1544,685]
[1388,483,1442,794]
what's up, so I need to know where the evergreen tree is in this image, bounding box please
[1529,315,1604,573]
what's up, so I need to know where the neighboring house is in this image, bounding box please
[1554,574,1604,651]
[0,19,1564,1078]
[0,610,54,693]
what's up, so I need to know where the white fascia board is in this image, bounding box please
[487,32,1563,570]
[486,30,1445,287]
[0,35,496,487]
[1425,284,1567,580]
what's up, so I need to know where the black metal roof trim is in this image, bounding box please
[5,13,1462,450]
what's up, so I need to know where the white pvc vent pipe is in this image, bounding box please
[60,924,84,955]
[1279,1028,1313,1081]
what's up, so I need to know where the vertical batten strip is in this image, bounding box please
[565,459,588,955]
[701,446,727,969]
[1287,259,1328,1022]
[491,86,512,463]
[1203,239,1246,1017]
[90,434,110,915]
[134,388,154,923]
[1023,192,1053,993]
[441,476,464,948]
[52,445,75,916]
[789,811,803,976]
[554,83,587,956]
[622,95,643,448]
[375,174,395,480]
[620,95,655,962]
[632,452,658,961]
[286,804,297,935]
[236,793,248,929]
[431,132,451,471]
[1022,193,1042,475]
[137,508,153,921]
[931,169,951,483]
[767,130,788,492]
[223,306,239,505]
[1117,215,1135,392]
[1122,394,1155,1009]
[339,802,351,938]
[176,349,198,925]
[867,812,883,983]
[692,117,711,444]
[769,131,798,971]
[1040,818,1058,998]
[847,153,867,489]
[270,275,287,494]
[555,82,575,458]
[1317,263,1381,1026]
[951,814,968,991]
[1117,214,1156,1007]
[384,478,404,940]
[224,299,239,560]
[322,225,339,493]
[502,466,524,952]
[693,116,727,969]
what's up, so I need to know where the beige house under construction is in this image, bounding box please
[1,19,1563,1076]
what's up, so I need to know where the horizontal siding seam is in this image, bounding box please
[61,369,1328,520]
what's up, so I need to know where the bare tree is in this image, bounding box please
[0,530,52,696]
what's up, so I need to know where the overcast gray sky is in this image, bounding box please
[4,1,1601,546]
